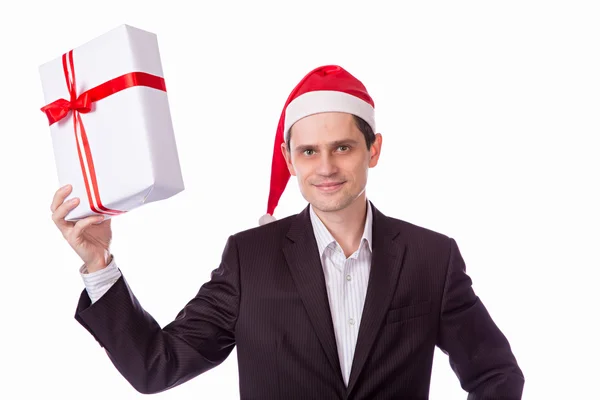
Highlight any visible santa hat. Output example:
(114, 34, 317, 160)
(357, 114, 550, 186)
(258, 65, 375, 226)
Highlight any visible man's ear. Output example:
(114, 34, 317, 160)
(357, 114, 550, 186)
(281, 142, 296, 176)
(368, 133, 383, 168)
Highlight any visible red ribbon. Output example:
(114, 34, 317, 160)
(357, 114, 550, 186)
(41, 50, 167, 216)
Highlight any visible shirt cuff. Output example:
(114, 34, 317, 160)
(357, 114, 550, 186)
(79, 255, 121, 304)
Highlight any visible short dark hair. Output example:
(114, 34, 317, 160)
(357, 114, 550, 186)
(285, 115, 376, 152)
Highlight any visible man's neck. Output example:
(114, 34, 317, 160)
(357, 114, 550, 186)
(312, 194, 368, 257)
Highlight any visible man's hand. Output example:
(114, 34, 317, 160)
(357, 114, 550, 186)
(51, 184, 113, 273)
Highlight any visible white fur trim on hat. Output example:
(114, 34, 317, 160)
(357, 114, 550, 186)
(284, 90, 375, 135)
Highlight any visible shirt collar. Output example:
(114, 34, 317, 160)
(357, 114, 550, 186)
(309, 200, 373, 258)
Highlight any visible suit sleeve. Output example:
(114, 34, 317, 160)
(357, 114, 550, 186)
(436, 238, 525, 399)
(74, 234, 241, 395)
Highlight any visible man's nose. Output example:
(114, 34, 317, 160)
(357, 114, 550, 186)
(315, 153, 338, 176)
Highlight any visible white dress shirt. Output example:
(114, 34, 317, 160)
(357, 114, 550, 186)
(308, 202, 372, 386)
(79, 257, 120, 303)
(80, 201, 373, 387)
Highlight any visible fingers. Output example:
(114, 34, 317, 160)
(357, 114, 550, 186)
(71, 215, 106, 238)
(51, 184, 72, 213)
(51, 187, 79, 232)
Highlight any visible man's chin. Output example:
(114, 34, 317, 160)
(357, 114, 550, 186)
(309, 195, 352, 213)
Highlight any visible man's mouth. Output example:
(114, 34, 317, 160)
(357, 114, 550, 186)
(314, 181, 346, 192)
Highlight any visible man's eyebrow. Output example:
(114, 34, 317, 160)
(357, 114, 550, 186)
(294, 139, 360, 152)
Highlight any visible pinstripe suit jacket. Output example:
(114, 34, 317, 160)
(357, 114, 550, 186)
(74, 201, 524, 399)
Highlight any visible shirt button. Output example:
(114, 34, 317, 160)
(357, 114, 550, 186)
(349, 318, 355, 325)
(346, 274, 352, 281)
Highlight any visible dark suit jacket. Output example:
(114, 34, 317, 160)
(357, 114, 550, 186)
(74, 202, 524, 399)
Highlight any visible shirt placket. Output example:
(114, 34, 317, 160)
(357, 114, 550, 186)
(336, 245, 360, 385)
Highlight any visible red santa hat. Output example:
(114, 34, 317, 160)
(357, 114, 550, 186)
(259, 65, 375, 226)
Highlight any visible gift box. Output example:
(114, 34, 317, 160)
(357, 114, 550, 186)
(39, 24, 184, 221)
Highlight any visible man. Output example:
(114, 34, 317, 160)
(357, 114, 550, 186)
(51, 65, 524, 399)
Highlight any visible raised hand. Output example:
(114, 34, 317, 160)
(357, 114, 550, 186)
(51, 184, 112, 273)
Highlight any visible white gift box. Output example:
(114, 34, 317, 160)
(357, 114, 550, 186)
(39, 24, 184, 221)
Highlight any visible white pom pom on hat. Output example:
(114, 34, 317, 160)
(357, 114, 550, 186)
(259, 213, 277, 226)
(258, 65, 375, 226)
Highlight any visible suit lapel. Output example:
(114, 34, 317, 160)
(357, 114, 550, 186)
(346, 203, 406, 396)
(282, 205, 344, 383)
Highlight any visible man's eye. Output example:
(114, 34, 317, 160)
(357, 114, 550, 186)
(338, 146, 349, 151)
(303, 149, 315, 156)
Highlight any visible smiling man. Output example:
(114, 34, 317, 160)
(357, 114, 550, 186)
(55, 65, 524, 399)
(276, 111, 379, 259)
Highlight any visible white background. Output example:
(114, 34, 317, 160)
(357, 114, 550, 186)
(2, 1, 599, 399)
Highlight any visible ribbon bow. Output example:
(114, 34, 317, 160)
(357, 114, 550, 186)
(41, 92, 92, 125)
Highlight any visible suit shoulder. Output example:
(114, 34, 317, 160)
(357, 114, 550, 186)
(381, 216, 458, 270)
(385, 215, 453, 247)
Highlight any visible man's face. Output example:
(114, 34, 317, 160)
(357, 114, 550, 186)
(281, 112, 382, 214)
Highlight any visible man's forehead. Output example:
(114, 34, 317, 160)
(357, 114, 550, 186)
(291, 136, 362, 152)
